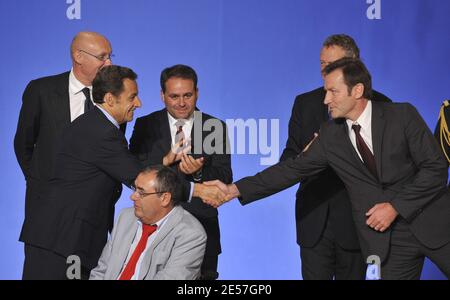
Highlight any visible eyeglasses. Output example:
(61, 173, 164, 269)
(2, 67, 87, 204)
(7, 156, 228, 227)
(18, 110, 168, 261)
(131, 184, 167, 199)
(78, 49, 114, 62)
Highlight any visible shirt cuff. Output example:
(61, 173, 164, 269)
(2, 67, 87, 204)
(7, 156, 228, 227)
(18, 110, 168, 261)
(188, 182, 194, 203)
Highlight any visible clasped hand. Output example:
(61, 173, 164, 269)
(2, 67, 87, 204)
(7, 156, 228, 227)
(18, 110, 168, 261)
(194, 180, 238, 208)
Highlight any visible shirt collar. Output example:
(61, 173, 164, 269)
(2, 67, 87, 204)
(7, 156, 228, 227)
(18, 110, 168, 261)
(137, 206, 176, 229)
(96, 105, 120, 129)
(69, 68, 91, 95)
(346, 100, 372, 130)
(167, 111, 195, 127)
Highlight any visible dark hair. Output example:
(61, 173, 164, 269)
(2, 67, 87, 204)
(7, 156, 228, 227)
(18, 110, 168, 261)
(323, 34, 360, 59)
(140, 165, 183, 206)
(160, 64, 198, 93)
(323, 58, 372, 99)
(92, 65, 137, 104)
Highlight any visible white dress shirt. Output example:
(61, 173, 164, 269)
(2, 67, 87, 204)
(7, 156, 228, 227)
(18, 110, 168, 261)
(346, 100, 374, 161)
(68, 68, 95, 122)
(117, 208, 176, 280)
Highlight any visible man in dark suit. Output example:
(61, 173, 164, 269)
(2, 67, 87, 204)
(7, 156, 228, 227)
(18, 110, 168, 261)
(19, 65, 144, 279)
(281, 34, 391, 279)
(14, 32, 126, 276)
(202, 58, 450, 279)
(129, 64, 232, 279)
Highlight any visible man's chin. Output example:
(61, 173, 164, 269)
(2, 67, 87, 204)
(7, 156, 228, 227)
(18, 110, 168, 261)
(330, 112, 341, 119)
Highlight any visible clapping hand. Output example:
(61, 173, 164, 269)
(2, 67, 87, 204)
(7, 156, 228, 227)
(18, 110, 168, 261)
(179, 153, 204, 175)
(162, 138, 191, 167)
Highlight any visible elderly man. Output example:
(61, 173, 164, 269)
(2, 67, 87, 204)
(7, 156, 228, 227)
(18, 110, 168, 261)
(90, 165, 207, 280)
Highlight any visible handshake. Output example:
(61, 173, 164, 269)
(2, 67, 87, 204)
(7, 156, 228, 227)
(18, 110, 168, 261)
(193, 180, 240, 208)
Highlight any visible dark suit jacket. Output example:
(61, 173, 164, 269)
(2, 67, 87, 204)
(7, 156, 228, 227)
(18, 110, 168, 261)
(238, 101, 450, 263)
(281, 87, 392, 249)
(129, 108, 232, 255)
(19, 107, 142, 270)
(14, 72, 126, 240)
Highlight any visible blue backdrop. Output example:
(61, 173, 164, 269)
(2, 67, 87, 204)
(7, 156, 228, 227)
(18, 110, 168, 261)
(1, 0, 449, 279)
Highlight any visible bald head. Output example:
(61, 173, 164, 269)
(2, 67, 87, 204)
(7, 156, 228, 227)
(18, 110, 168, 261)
(70, 31, 111, 61)
(70, 31, 113, 86)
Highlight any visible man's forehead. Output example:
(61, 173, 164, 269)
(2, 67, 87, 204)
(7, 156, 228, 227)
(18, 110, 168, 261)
(123, 79, 137, 90)
(136, 172, 157, 187)
(326, 69, 343, 80)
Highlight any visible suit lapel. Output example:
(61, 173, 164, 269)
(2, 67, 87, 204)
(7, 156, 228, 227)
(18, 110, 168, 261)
(159, 109, 172, 154)
(109, 215, 139, 279)
(190, 108, 202, 154)
(339, 119, 376, 180)
(53, 72, 71, 128)
(137, 206, 183, 279)
(371, 102, 385, 181)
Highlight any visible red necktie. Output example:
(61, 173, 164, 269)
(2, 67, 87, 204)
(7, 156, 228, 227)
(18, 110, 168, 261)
(352, 124, 378, 179)
(119, 224, 157, 280)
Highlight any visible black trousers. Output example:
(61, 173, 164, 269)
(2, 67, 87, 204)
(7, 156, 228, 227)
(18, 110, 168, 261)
(193, 214, 221, 280)
(381, 219, 450, 280)
(22, 244, 90, 280)
(300, 218, 366, 280)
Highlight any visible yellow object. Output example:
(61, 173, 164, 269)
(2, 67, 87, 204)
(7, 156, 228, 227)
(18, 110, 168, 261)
(438, 100, 450, 163)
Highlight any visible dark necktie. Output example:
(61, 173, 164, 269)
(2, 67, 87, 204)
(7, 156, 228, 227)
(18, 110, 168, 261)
(175, 120, 185, 145)
(82, 87, 93, 113)
(352, 124, 378, 179)
(119, 224, 157, 280)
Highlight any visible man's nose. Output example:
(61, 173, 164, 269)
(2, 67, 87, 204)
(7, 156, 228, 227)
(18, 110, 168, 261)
(103, 58, 112, 66)
(134, 97, 142, 108)
(324, 92, 331, 104)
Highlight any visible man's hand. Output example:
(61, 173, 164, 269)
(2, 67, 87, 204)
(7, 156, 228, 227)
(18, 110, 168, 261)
(203, 180, 240, 203)
(193, 180, 241, 208)
(179, 153, 204, 175)
(302, 133, 319, 153)
(162, 139, 191, 167)
(193, 183, 226, 208)
(366, 202, 398, 232)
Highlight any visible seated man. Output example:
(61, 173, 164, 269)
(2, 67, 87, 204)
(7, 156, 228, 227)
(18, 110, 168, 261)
(90, 165, 207, 280)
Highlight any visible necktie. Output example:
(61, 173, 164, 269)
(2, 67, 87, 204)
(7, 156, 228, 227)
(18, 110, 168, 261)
(352, 124, 378, 179)
(82, 87, 93, 113)
(175, 120, 185, 145)
(118, 224, 157, 280)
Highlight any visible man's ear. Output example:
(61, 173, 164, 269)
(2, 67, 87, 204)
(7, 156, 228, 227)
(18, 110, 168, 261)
(160, 90, 165, 103)
(352, 83, 364, 99)
(103, 92, 115, 107)
(73, 50, 83, 65)
(160, 192, 172, 207)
